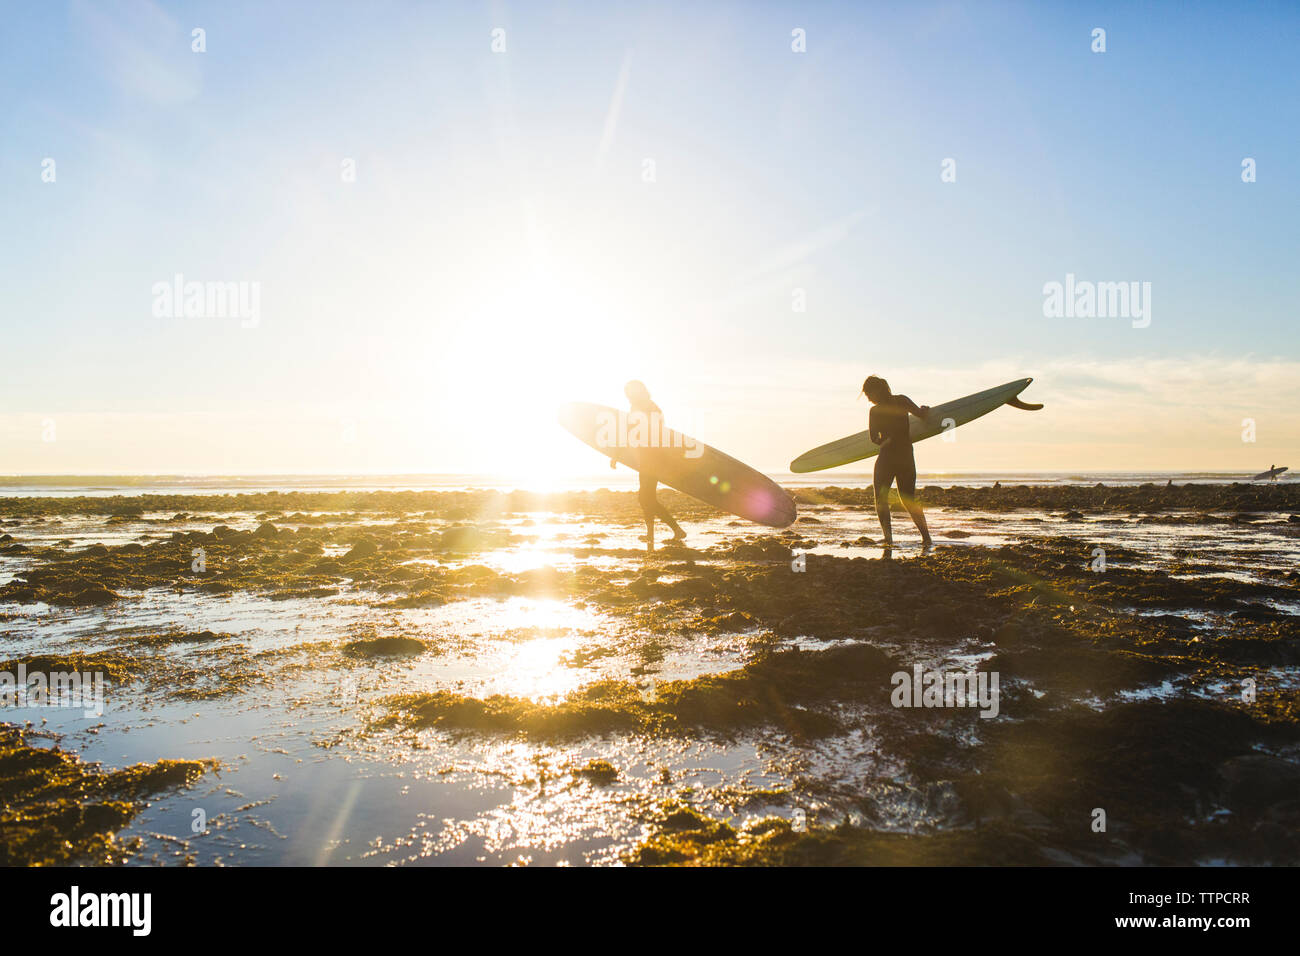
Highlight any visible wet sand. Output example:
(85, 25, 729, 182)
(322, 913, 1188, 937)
(1, 483, 1297, 865)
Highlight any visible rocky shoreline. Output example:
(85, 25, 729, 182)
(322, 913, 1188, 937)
(1, 485, 1296, 865)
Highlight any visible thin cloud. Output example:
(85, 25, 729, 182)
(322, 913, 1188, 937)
(595, 50, 633, 172)
(73, 0, 201, 106)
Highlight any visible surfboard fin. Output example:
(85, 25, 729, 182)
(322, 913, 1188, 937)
(1006, 397, 1044, 410)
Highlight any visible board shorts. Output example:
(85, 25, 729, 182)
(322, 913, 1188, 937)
(874, 451, 916, 499)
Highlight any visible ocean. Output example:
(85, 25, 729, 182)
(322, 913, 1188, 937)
(0, 471, 1282, 497)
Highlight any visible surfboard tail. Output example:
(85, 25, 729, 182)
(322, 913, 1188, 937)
(1006, 376, 1042, 410)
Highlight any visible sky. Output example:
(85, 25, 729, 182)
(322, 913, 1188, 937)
(1, 0, 1297, 477)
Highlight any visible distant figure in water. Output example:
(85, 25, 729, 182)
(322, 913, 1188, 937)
(612, 380, 685, 552)
(863, 375, 933, 550)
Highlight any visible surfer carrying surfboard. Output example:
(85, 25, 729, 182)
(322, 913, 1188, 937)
(611, 380, 686, 552)
(863, 376, 933, 550)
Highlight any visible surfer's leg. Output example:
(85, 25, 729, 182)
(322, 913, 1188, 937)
(651, 483, 684, 540)
(638, 476, 658, 551)
(872, 458, 895, 546)
(896, 459, 932, 548)
(656, 502, 685, 540)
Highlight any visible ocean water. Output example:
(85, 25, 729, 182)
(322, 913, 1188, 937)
(0, 471, 1284, 497)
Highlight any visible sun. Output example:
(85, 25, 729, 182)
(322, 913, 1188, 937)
(424, 261, 651, 486)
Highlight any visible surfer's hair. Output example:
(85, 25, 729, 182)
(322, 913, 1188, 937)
(862, 376, 891, 401)
(624, 380, 650, 403)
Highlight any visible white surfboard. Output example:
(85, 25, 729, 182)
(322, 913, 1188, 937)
(559, 402, 797, 527)
(790, 378, 1042, 473)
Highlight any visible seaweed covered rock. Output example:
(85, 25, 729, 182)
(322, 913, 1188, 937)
(0, 727, 211, 866)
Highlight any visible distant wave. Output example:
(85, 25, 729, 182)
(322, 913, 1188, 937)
(0, 471, 1282, 499)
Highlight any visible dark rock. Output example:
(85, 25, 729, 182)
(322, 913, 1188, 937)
(344, 539, 379, 561)
(343, 635, 427, 657)
(62, 585, 119, 606)
(1218, 755, 1300, 812)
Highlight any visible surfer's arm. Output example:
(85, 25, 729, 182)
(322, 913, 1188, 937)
(897, 395, 929, 418)
(609, 458, 618, 469)
(868, 408, 884, 446)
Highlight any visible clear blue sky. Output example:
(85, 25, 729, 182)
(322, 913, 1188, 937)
(2, 1, 1297, 474)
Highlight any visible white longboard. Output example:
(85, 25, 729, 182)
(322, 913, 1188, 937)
(790, 377, 1042, 473)
(559, 402, 797, 527)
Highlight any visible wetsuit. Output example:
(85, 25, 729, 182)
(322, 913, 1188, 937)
(869, 394, 921, 499)
(631, 397, 664, 511)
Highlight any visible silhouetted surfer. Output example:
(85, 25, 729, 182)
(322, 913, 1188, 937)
(613, 380, 686, 552)
(863, 375, 933, 550)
